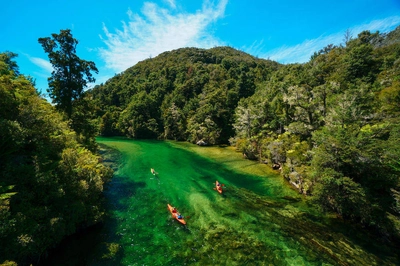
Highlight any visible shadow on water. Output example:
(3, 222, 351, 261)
(39, 223, 104, 266)
(40, 143, 149, 266)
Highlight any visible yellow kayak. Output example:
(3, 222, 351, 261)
(151, 168, 157, 175)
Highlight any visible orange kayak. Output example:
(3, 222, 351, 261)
(216, 180, 223, 194)
(167, 204, 186, 225)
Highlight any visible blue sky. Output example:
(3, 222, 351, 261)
(1, 0, 400, 95)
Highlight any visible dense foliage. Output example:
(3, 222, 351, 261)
(91, 47, 280, 143)
(230, 29, 400, 239)
(0, 52, 112, 264)
(90, 28, 400, 240)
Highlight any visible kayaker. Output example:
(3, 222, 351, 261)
(172, 207, 177, 213)
(178, 215, 182, 219)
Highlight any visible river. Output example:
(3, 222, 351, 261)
(42, 137, 400, 265)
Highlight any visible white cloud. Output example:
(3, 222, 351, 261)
(263, 16, 400, 64)
(28, 56, 53, 73)
(352, 16, 400, 33)
(99, 0, 228, 73)
(164, 0, 176, 9)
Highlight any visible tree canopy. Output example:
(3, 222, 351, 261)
(91, 46, 280, 144)
(38, 29, 98, 118)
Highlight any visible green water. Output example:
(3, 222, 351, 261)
(46, 137, 400, 265)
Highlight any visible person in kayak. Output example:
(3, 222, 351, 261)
(172, 208, 182, 218)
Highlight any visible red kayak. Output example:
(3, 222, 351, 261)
(215, 180, 223, 194)
(167, 204, 186, 225)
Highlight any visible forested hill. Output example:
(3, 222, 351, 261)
(90, 27, 400, 242)
(90, 46, 281, 142)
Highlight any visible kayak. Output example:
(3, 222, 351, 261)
(167, 204, 186, 225)
(151, 168, 156, 175)
(216, 180, 223, 194)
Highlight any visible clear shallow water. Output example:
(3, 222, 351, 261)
(43, 137, 400, 265)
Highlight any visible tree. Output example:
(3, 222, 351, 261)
(38, 29, 98, 118)
(118, 91, 160, 138)
(0, 51, 19, 76)
(343, 29, 353, 46)
(162, 102, 185, 140)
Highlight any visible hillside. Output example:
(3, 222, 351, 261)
(90, 46, 280, 143)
